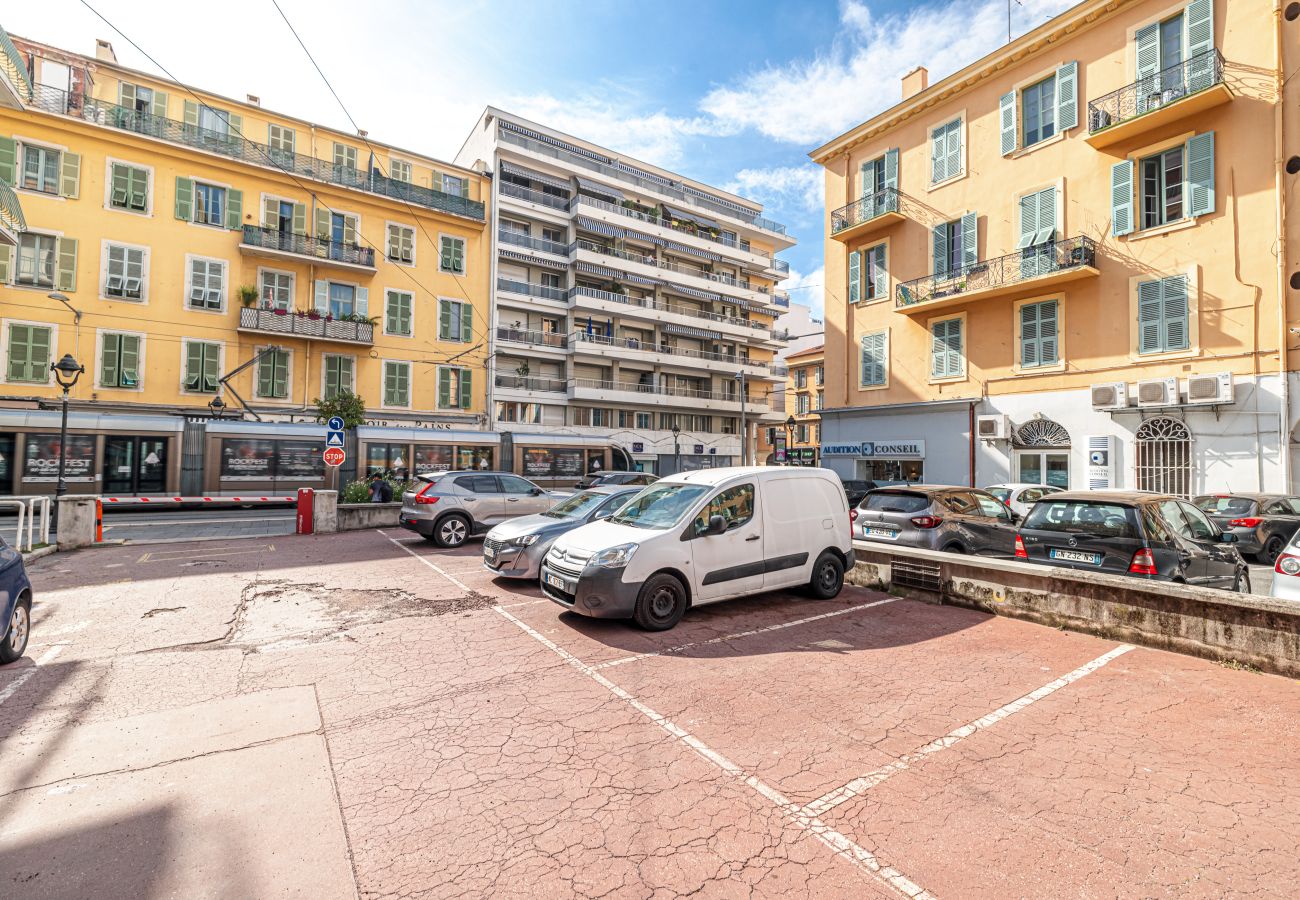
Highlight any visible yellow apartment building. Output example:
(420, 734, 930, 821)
(0, 28, 489, 495)
(813, 0, 1292, 495)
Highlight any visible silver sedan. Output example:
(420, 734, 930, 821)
(482, 486, 642, 579)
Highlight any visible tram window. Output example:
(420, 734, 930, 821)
(456, 446, 492, 471)
(414, 444, 454, 474)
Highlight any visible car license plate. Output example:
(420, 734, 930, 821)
(866, 526, 898, 539)
(543, 571, 569, 591)
(1050, 548, 1101, 564)
(484, 546, 496, 560)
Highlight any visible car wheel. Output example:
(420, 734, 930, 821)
(1232, 570, 1251, 594)
(943, 543, 966, 554)
(0, 597, 30, 665)
(807, 551, 844, 600)
(633, 573, 688, 631)
(433, 514, 471, 548)
(1262, 536, 1286, 566)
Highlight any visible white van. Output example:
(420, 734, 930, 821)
(539, 466, 853, 630)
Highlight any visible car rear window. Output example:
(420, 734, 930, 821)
(1193, 496, 1257, 517)
(862, 491, 930, 514)
(1022, 500, 1139, 538)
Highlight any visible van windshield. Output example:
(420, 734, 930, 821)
(608, 483, 709, 530)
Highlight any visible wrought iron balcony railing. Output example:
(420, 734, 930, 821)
(26, 84, 485, 221)
(496, 277, 569, 302)
(831, 187, 901, 235)
(238, 306, 374, 345)
(895, 236, 1097, 309)
(241, 225, 375, 267)
(0, 25, 32, 100)
(495, 326, 568, 349)
(0, 178, 26, 236)
(494, 374, 567, 393)
(1087, 49, 1226, 134)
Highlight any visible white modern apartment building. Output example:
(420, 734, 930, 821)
(456, 108, 794, 475)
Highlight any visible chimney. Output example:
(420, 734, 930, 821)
(246, 94, 261, 107)
(95, 39, 117, 63)
(902, 66, 929, 101)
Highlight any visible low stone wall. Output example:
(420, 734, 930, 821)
(849, 543, 1300, 677)
(336, 502, 402, 531)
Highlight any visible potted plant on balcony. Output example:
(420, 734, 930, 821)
(237, 284, 259, 307)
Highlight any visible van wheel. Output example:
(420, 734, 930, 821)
(433, 514, 470, 548)
(0, 597, 30, 665)
(807, 552, 844, 600)
(633, 574, 687, 631)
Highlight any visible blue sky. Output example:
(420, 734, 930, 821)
(7, 0, 1076, 316)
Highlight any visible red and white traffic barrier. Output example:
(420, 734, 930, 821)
(100, 496, 296, 505)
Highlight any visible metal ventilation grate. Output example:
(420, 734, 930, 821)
(892, 559, 942, 593)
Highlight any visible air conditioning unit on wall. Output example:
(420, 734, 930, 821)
(1091, 382, 1129, 410)
(1186, 372, 1234, 405)
(1136, 377, 1179, 407)
(976, 414, 1009, 440)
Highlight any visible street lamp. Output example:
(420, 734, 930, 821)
(47, 292, 82, 324)
(50, 353, 85, 505)
(671, 423, 681, 475)
(208, 395, 228, 419)
(735, 370, 747, 466)
(785, 415, 796, 467)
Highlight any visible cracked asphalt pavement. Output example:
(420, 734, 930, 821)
(2, 529, 1299, 898)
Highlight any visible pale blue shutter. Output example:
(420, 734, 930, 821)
(859, 159, 877, 199)
(1039, 301, 1059, 364)
(932, 224, 948, 276)
(847, 251, 860, 304)
(931, 126, 946, 183)
(860, 333, 886, 386)
(999, 92, 1017, 155)
(1162, 275, 1189, 351)
(1111, 160, 1134, 237)
(355, 286, 369, 317)
(314, 279, 329, 314)
(960, 212, 977, 268)
(1017, 194, 1037, 249)
(1185, 0, 1215, 91)
(1137, 278, 1164, 354)
(1036, 188, 1056, 244)
(870, 244, 887, 299)
(931, 319, 961, 378)
(948, 319, 963, 377)
(1185, 131, 1215, 217)
(1135, 23, 1161, 113)
(882, 148, 898, 193)
(1055, 62, 1078, 131)
(944, 122, 960, 179)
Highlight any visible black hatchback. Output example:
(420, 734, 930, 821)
(1015, 491, 1249, 592)
(1192, 494, 1300, 564)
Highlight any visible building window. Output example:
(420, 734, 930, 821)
(267, 124, 295, 155)
(260, 270, 293, 310)
(1140, 146, 1184, 229)
(386, 290, 413, 336)
(495, 401, 541, 424)
(930, 118, 962, 184)
(328, 282, 355, 318)
(384, 360, 411, 407)
(21, 144, 59, 194)
(815, 390, 824, 411)
(183, 341, 221, 393)
(439, 235, 465, 274)
(257, 347, 290, 399)
(1019, 299, 1060, 368)
(1021, 74, 1057, 148)
(816, 365, 824, 386)
(323, 355, 354, 399)
(109, 162, 149, 212)
(797, 424, 809, 443)
(935, 221, 961, 276)
(795, 368, 807, 389)
(386, 223, 415, 263)
(636, 412, 651, 429)
(437, 366, 472, 409)
(442, 174, 466, 197)
(105, 244, 145, 300)
(390, 159, 411, 183)
(930, 317, 964, 379)
(591, 408, 609, 427)
(1137, 274, 1190, 354)
(796, 393, 809, 415)
(439, 298, 472, 342)
(333, 143, 357, 171)
(193, 182, 226, 227)
(100, 332, 142, 388)
(860, 332, 887, 387)
(6, 323, 52, 383)
(186, 257, 226, 311)
(863, 244, 887, 300)
(1136, 416, 1191, 497)
(16, 233, 57, 287)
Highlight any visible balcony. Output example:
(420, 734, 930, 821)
(0, 25, 31, 109)
(496, 276, 569, 304)
(571, 194, 778, 268)
(572, 239, 782, 309)
(0, 179, 26, 246)
(569, 377, 769, 413)
(494, 373, 567, 394)
(27, 84, 485, 221)
(570, 331, 782, 377)
(1086, 50, 1229, 149)
(498, 229, 570, 258)
(239, 225, 375, 272)
(895, 236, 1098, 316)
(495, 326, 568, 351)
(830, 188, 904, 242)
(569, 285, 772, 341)
(499, 180, 571, 213)
(238, 306, 374, 345)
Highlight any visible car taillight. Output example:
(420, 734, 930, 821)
(1229, 517, 1262, 528)
(849, 508, 858, 524)
(1275, 553, 1300, 577)
(1128, 548, 1158, 575)
(909, 515, 943, 529)
(413, 484, 440, 505)
(1014, 535, 1027, 558)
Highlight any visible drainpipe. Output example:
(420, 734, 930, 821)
(485, 154, 500, 434)
(968, 401, 976, 487)
(1274, 0, 1291, 490)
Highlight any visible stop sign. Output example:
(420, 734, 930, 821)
(323, 446, 346, 467)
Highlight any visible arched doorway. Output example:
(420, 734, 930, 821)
(1012, 417, 1071, 488)
(1135, 417, 1191, 496)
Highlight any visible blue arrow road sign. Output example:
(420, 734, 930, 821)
(326, 416, 345, 432)
(326, 431, 345, 448)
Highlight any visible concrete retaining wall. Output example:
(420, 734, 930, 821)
(337, 502, 401, 531)
(849, 543, 1300, 678)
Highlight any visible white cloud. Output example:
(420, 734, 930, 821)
(723, 166, 823, 213)
(699, 0, 1077, 146)
(780, 265, 826, 318)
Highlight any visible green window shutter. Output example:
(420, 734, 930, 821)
(438, 299, 453, 339)
(343, 215, 357, 246)
(128, 167, 148, 211)
(1039, 301, 1059, 364)
(437, 368, 451, 408)
(226, 113, 242, 139)
(102, 334, 120, 387)
(118, 82, 136, 108)
(314, 207, 330, 240)
(1020, 302, 1041, 368)
(203, 345, 220, 392)
(460, 303, 473, 342)
(1137, 278, 1164, 354)
(55, 238, 77, 291)
(257, 351, 275, 397)
(385, 292, 398, 333)
(1055, 62, 1078, 131)
(1162, 275, 1190, 351)
(883, 148, 898, 191)
(860, 333, 885, 386)
(355, 287, 369, 317)
(111, 163, 130, 208)
(1185, 131, 1215, 218)
(325, 358, 340, 399)
(59, 151, 80, 199)
(6, 325, 27, 381)
(184, 342, 203, 390)
(930, 321, 949, 379)
(0, 136, 15, 184)
(458, 369, 472, 409)
(930, 127, 945, 183)
(386, 225, 398, 258)
(120, 335, 140, 386)
(1111, 160, 1134, 237)
(261, 195, 278, 228)
(847, 251, 860, 304)
(292, 202, 307, 236)
(999, 92, 1017, 155)
(948, 319, 963, 376)
(174, 176, 193, 221)
(870, 245, 887, 299)
(151, 91, 168, 118)
(340, 358, 353, 393)
(383, 363, 395, 406)
(932, 223, 948, 276)
(0, 245, 11, 284)
(314, 279, 329, 314)
(7, 324, 46, 382)
(1036, 188, 1056, 244)
(859, 159, 876, 199)
(226, 189, 242, 230)
(453, 240, 464, 272)
(183, 100, 199, 128)
(960, 212, 977, 268)
(944, 122, 960, 178)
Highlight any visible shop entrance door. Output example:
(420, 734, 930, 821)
(104, 437, 168, 495)
(1014, 451, 1069, 488)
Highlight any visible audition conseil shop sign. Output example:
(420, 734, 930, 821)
(821, 441, 925, 459)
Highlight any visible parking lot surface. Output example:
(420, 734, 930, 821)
(3, 528, 1298, 898)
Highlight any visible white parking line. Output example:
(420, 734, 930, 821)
(592, 598, 898, 670)
(0, 645, 66, 708)
(802, 643, 1136, 819)
(379, 530, 470, 592)
(498, 599, 551, 610)
(494, 604, 935, 899)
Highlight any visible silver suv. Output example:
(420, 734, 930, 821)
(398, 471, 560, 547)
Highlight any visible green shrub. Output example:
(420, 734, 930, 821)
(341, 480, 371, 504)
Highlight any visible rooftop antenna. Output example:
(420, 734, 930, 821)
(1008, 0, 1023, 43)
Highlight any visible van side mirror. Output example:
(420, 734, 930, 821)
(705, 514, 728, 536)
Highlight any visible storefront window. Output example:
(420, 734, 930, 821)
(22, 434, 97, 482)
(415, 444, 454, 474)
(456, 446, 494, 471)
(521, 447, 578, 477)
(0, 434, 13, 492)
(586, 450, 605, 475)
(856, 459, 924, 483)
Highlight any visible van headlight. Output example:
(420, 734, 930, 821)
(512, 534, 540, 547)
(591, 543, 637, 569)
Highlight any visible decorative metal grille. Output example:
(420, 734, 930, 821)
(1014, 418, 1071, 448)
(1135, 417, 1191, 497)
(896, 236, 1096, 309)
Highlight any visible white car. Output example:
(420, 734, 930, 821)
(982, 483, 1064, 520)
(539, 466, 854, 631)
(1270, 529, 1300, 602)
